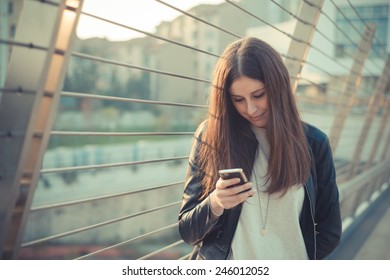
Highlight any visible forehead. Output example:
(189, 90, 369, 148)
(229, 76, 265, 96)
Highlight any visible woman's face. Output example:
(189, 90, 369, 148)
(229, 76, 269, 128)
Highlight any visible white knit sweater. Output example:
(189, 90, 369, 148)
(230, 126, 308, 260)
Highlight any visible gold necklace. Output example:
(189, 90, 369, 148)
(253, 172, 270, 236)
(258, 191, 270, 236)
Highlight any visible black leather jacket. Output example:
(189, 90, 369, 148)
(178, 122, 342, 260)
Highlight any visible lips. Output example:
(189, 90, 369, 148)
(251, 112, 265, 120)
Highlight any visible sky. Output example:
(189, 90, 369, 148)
(77, 0, 224, 41)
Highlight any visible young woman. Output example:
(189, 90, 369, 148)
(178, 37, 341, 260)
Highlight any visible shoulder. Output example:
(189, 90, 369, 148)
(302, 122, 332, 157)
(194, 120, 208, 138)
(303, 122, 328, 145)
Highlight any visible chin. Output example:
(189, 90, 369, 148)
(251, 121, 266, 128)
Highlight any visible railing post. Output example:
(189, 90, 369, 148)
(0, 0, 83, 259)
(347, 55, 390, 179)
(366, 97, 390, 166)
(284, 0, 324, 94)
(0, 0, 9, 88)
(381, 110, 390, 161)
(328, 23, 376, 152)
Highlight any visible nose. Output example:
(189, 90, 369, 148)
(247, 100, 257, 116)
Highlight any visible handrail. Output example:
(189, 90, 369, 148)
(2, 0, 389, 261)
(338, 160, 390, 202)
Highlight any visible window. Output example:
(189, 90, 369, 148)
(10, 24, 16, 38)
(8, 1, 13, 15)
(334, 4, 388, 58)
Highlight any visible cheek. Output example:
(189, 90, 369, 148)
(232, 102, 246, 115)
(259, 98, 268, 110)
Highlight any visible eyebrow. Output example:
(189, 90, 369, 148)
(230, 86, 266, 97)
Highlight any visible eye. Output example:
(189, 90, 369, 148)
(254, 91, 266, 99)
(232, 97, 244, 103)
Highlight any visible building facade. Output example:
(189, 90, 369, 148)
(1, 0, 23, 88)
(248, 0, 390, 107)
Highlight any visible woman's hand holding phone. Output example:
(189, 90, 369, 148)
(209, 168, 256, 218)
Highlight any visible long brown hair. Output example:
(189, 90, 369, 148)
(198, 37, 311, 199)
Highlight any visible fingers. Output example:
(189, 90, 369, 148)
(213, 178, 256, 209)
(215, 177, 241, 190)
(216, 178, 252, 195)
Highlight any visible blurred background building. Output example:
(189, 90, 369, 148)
(1, 0, 390, 260)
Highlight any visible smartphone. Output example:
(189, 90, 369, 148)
(218, 168, 248, 185)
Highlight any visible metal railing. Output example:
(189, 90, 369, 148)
(1, 0, 389, 260)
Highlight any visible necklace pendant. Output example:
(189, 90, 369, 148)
(260, 228, 268, 236)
